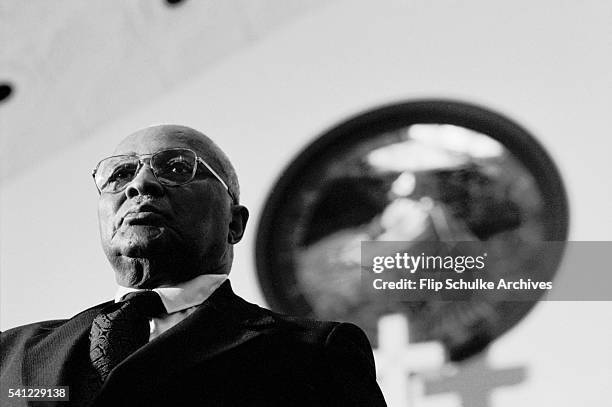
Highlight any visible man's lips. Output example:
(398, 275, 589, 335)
(122, 211, 165, 226)
(117, 205, 167, 228)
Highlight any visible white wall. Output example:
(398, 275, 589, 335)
(2, 1, 611, 406)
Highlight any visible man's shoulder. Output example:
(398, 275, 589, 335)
(1, 301, 113, 343)
(231, 293, 367, 347)
(263, 307, 339, 339)
(1, 319, 65, 346)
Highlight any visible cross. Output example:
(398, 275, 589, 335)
(423, 352, 526, 407)
(374, 313, 446, 407)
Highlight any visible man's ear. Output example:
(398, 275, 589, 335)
(228, 205, 249, 244)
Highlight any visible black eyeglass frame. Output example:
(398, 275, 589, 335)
(92, 148, 236, 203)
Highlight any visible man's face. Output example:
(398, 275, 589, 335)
(97, 126, 235, 288)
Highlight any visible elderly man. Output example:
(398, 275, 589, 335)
(0, 125, 386, 406)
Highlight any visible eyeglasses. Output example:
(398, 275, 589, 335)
(92, 148, 235, 202)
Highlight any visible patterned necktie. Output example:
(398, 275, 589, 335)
(89, 290, 165, 382)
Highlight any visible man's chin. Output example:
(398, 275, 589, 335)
(114, 226, 167, 257)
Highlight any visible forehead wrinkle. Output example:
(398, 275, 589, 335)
(115, 129, 206, 155)
(115, 131, 222, 177)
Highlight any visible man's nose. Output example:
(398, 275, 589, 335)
(124, 164, 164, 198)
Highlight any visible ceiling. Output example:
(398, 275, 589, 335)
(0, 0, 332, 184)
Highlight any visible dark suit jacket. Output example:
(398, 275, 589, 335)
(1, 281, 386, 406)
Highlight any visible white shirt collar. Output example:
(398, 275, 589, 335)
(114, 274, 228, 314)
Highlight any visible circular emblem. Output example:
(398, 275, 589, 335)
(255, 100, 569, 360)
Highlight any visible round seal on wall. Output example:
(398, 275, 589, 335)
(255, 100, 569, 361)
